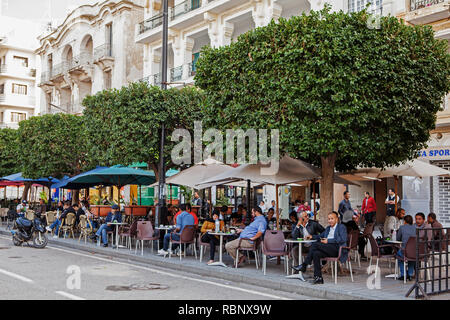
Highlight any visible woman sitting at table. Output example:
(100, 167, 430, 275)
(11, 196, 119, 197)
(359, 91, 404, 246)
(200, 209, 224, 265)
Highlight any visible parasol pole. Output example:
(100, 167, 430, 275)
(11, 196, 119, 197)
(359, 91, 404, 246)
(312, 179, 317, 221)
(394, 175, 398, 214)
(275, 184, 279, 230)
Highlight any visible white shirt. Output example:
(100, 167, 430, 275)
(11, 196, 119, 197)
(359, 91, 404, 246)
(16, 204, 28, 212)
(327, 224, 337, 240)
(386, 195, 400, 203)
(301, 222, 310, 238)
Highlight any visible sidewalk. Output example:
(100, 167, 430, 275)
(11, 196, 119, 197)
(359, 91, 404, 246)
(0, 226, 417, 300)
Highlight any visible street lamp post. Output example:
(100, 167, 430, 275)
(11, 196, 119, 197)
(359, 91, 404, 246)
(155, 0, 169, 228)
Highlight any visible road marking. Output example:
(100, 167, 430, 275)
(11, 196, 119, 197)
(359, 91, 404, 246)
(0, 267, 34, 284)
(47, 245, 291, 300)
(0, 235, 291, 300)
(55, 291, 85, 300)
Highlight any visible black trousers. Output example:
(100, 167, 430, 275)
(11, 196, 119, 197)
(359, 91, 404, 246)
(202, 233, 220, 260)
(365, 211, 376, 224)
(303, 242, 339, 277)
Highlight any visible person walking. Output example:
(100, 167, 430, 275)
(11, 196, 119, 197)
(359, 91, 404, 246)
(361, 192, 376, 224)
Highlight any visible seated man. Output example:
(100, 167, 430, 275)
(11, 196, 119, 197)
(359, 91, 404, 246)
(90, 204, 122, 247)
(35, 198, 47, 218)
(292, 211, 347, 284)
(342, 210, 367, 260)
(291, 211, 325, 262)
(225, 207, 267, 266)
(158, 203, 195, 255)
(16, 200, 29, 218)
(46, 200, 75, 238)
(265, 208, 277, 229)
(396, 215, 416, 281)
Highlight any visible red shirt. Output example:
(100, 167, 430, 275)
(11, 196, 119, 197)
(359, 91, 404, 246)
(173, 210, 198, 225)
(361, 197, 376, 214)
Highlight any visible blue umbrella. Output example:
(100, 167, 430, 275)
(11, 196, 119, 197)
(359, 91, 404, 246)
(1, 172, 60, 188)
(51, 167, 110, 189)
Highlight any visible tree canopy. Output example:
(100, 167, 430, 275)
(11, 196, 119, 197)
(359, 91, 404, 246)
(195, 7, 450, 221)
(0, 128, 20, 177)
(17, 114, 86, 179)
(82, 82, 205, 177)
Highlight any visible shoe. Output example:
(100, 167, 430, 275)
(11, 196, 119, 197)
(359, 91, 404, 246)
(102, 243, 108, 247)
(52, 235, 58, 239)
(292, 263, 307, 273)
(397, 276, 406, 281)
(90, 234, 97, 240)
(407, 275, 412, 281)
(157, 249, 169, 255)
(45, 226, 52, 232)
(312, 276, 324, 284)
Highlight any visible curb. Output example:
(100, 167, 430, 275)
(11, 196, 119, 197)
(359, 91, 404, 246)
(0, 229, 376, 300)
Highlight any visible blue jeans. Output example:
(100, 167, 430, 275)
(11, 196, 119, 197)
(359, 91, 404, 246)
(163, 232, 180, 251)
(50, 219, 61, 235)
(96, 224, 112, 245)
(397, 249, 415, 277)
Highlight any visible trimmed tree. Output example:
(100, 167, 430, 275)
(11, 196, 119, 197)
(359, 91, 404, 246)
(0, 128, 20, 177)
(195, 8, 450, 224)
(83, 82, 205, 178)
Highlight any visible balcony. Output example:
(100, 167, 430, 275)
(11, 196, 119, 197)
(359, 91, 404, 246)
(0, 64, 37, 79)
(94, 44, 113, 61)
(0, 94, 36, 107)
(406, 0, 449, 25)
(0, 122, 19, 129)
(136, 0, 244, 44)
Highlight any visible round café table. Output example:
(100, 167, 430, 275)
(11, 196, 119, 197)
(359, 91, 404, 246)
(284, 239, 317, 281)
(107, 222, 128, 250)
(207, 231, 234, 268)
(384, 239, 402, 279)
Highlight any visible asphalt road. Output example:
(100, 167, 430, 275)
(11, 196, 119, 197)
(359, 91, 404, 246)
(0, 235, 317, 300)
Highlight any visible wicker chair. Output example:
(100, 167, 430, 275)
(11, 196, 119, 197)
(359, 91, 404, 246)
(60, 212, 76, 239)
(78, 215, 93, 243)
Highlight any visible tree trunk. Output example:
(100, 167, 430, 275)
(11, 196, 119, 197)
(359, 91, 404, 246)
(150, 162, 159, 182)
(22, 182, 32, 201)
(320, 153, 337, 226)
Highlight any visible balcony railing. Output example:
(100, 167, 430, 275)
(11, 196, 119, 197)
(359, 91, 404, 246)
(94, 44, 113, 60)
(171, 0, 202, 20)
(0, 94, 35, 106)
(137, 0, 203, 35)
(0, 64, 36, 77)
(170, 66, 184, 82)
(68, 52, 93, 70)
(0, 64, 7, 73)
(138, 13, 163, 35)
(410, 0, 444, 11)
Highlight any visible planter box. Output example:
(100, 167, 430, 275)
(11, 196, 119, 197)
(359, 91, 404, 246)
(124, 205, 148, 216)
(91, 205, 111, 217)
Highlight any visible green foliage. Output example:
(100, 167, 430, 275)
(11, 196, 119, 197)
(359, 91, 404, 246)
(215, 194, 230, 207)
(0, 128, 20, 177)
(195, 8, 450, 170)
(17, 114, 86, 179)
(180, 185, 192, 203)
(82, 82, 205, 174)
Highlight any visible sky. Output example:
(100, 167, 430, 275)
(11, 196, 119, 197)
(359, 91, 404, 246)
(0, 0, 97, 25)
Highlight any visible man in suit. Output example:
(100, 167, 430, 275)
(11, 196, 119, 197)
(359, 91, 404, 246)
(292, 211, 347, 284)
(90, 204, 122, 247)
(291, 211, 325, 261)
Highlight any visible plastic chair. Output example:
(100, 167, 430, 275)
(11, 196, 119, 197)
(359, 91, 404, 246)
(396, 236, 430, 284)
(348, 229, 361, 268)
(367, 234, 397, 280)
(135, 221, 160, 256)
(261, 230, 289, 275)
(198, 233, 210, 263)
(169, 225, 197, 260)
(120, 220, 138, 250)
(321, 233, 354, 284)
(235, 237, 261, 269)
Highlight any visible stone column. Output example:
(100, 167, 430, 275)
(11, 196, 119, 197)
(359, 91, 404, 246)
(205, 12, 220, 48)
(222, 21, 234, 46)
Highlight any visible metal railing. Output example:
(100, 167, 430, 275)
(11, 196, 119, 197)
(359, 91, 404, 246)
(138, 13, 163, 35)
(410, 0, 444, 11)
(67, 52, 93, 70)
(138, 0, 203, 35)
(170, 65, 184, 82)
(94, 44, 113, 60)
(171, 0, 202, 20)
(405, 227, 450, 299)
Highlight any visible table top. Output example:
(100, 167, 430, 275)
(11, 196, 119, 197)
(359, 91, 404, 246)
(208, 231, 235, 236)
(107, 222, 128, 225)
(385, 240, 402, 244)
(156, 226, 175, 230)
(284, 239, 317, 243)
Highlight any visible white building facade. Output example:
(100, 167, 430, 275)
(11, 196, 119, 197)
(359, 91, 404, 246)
(36, 0, 145, 115)
(0, 16, 41, 129)
(135, 0, 394, 87)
